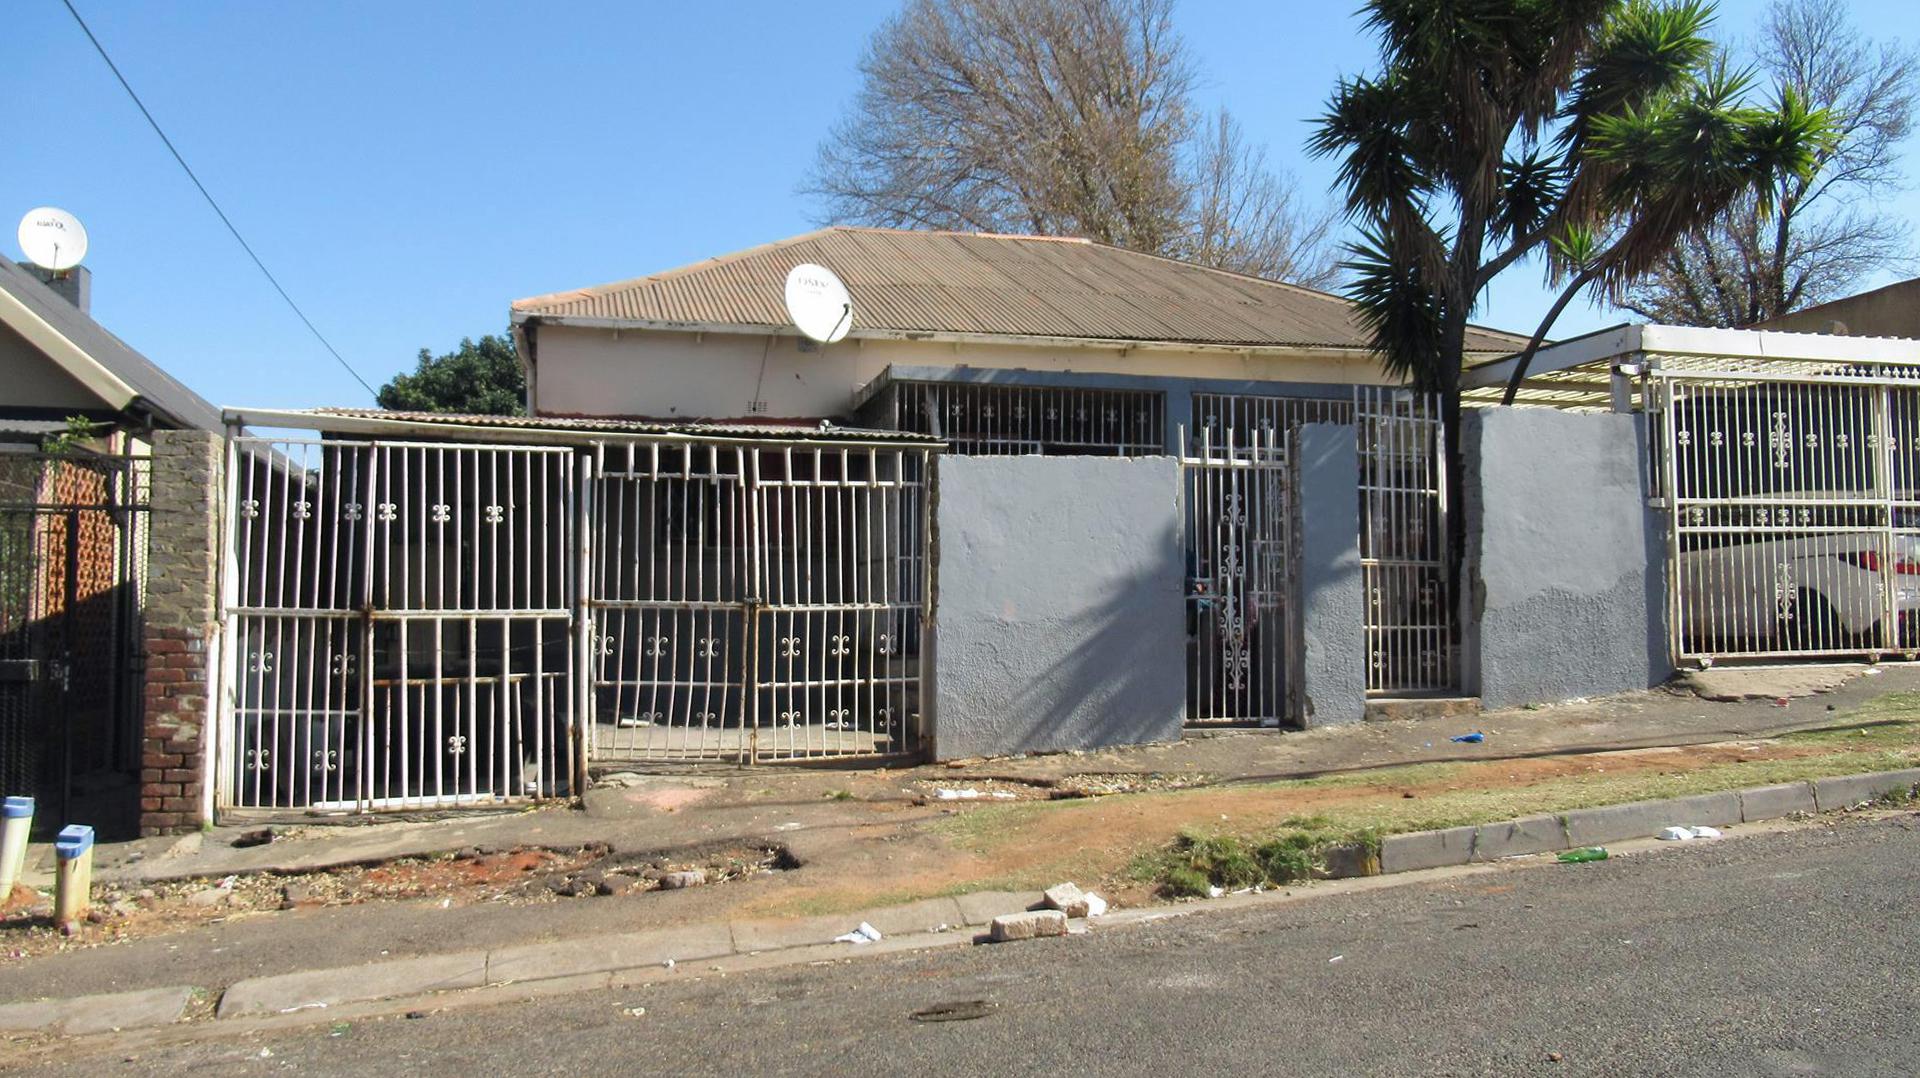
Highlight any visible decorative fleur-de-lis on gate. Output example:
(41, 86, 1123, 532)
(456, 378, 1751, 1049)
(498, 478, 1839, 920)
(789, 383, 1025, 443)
(779, 636, 802, 657)
(330, 652, 355, 675)
(447, 734, 467, 756)
(246, 748, 270, 771)
(645, 635, 669, 657)
(343, 502, 364, 522)
(377, 503, 398, 522)
(875, 634, 896, 656)
(485, 504, 505, 525)
(779, 710, 802, 727)
(830, 634, 851, 656)
(291, 500, 312, 520)
(695, 711, 717, 726)
(827, 708, 851, 730)
(430, 503, 451, 523)
(249, 650, 274, 673)
(313, 749, 337, 773)
(696, 637, 719, 658)
(240, 499, 261, 519)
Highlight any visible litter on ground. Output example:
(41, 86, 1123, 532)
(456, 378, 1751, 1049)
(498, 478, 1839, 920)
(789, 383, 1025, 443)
(1449, 732, 1486, 743)
(834, 922, 883, 944)
(1657, 825, 1723, 841)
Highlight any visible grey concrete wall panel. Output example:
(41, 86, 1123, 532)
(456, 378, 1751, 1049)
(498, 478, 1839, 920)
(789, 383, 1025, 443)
(1464, 408, 1672, 709)
(1296, 423, 1367, 726)
(930, 455, 1186, 758)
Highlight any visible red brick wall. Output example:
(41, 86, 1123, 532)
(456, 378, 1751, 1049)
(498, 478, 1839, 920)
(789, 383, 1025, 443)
(139, 626, 207, 834)
(139, 430, 223, 836)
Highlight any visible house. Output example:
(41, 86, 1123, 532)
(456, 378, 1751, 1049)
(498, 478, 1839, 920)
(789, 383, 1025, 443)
(1755, 276, 1920, 339)
(0, 259, 222, 441)
(0, 257, 221, 836)
(509, 226, 1526, 452)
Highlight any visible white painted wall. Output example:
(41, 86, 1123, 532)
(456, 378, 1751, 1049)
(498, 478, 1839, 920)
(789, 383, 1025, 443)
(528, 324, 1403, 420)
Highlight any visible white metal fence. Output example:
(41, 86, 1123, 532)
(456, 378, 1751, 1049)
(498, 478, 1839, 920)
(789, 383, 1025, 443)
(587, 442, 931, 763)
(219, 434, 932, 815)
(221, 440, 576, 812)
(1653, 364, 1920, 663)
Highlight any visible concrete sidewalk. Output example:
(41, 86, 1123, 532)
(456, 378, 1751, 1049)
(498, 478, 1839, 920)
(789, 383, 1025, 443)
(8, 765, 1916, 1042)
(22, 662, 1903, 891)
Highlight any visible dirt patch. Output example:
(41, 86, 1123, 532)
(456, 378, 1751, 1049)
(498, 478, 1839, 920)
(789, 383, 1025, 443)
(737, 730, 1919, 917)
(0, 842, 790, 963)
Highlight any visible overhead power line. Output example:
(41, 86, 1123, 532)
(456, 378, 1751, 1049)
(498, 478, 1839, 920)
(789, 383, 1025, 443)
(59, 0, 379, 400)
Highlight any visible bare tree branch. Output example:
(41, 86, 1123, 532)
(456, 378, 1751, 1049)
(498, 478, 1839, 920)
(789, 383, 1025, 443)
(803, 0, 1342, 285)
(1621, 0, 1920, 326)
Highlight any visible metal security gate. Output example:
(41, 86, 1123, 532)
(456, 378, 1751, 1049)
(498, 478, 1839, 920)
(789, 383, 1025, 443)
(588, 441, 932, 762)
(0, 450, 148, 832)
(221, 439, 576, 812)
(1354, 389, 1456, 694)
(1653, 365, 1920, 663)
(1182, 388, 1455, 724)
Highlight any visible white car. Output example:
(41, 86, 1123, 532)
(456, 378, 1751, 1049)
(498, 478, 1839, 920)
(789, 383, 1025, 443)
(1675, 500, 1920, 656)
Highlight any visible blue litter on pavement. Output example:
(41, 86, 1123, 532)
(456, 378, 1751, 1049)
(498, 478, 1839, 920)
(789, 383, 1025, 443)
(1449, 732, 1486, 743)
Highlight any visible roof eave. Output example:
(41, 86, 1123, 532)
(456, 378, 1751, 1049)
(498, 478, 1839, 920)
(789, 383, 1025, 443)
(512, 310, 1519, 360)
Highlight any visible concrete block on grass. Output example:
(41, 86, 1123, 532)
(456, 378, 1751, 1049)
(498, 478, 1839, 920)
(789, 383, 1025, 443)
(1471, 814, 1570, 860)
(954, 890, 1044, 926)
(1379, 825, 1477, 873)
(1811, 769, 1920, 812)
(1739, 782, 1817, 822)
(989, 910, 1068, 942)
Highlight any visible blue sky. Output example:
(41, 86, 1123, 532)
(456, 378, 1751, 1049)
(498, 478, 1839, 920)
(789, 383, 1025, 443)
(5, 0, 1917, 411)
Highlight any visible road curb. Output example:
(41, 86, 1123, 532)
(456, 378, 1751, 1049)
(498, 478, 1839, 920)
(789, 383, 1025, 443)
(1379, 768, 1919, 875)
(211, 889, 1044, 1020)
(23, 767, 1920, 1034)
(0, 985, 196, 1037)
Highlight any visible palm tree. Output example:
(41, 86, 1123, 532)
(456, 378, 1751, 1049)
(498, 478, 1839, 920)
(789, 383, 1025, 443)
(1310, 0, 1831, 631)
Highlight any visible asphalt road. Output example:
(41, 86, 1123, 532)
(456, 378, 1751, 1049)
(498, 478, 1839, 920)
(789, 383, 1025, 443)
(18, 813, 1920, 1077)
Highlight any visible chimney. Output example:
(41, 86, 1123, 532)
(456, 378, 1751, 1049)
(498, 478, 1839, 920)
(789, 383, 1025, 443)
(21, 262, 90, 314)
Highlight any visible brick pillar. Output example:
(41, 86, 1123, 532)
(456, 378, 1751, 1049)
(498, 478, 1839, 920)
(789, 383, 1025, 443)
(140, 429, 224, 835)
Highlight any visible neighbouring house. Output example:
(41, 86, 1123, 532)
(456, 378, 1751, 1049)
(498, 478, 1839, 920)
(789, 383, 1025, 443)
(503, 226, 1531, 741)
(1, 258, 221, 837)
(1756, 276, 1920, 339)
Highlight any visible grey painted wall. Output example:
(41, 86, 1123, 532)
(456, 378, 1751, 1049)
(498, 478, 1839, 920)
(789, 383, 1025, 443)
(1463, 408, 1670, 709)
(1296, 423, 1367, 725)
(930, 455, 1186, 758)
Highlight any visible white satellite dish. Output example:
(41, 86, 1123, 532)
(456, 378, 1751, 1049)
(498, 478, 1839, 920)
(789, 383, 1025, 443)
(784, 263, 853, 344)
(17, 207, 89, 272)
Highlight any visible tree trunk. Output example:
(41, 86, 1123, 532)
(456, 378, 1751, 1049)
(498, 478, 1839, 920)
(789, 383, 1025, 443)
(1438, 317, 1469, 696)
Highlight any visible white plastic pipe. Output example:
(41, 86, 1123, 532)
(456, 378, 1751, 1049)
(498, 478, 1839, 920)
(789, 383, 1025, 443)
(53, 824, 94, 932)
(0, 797, 31, 899)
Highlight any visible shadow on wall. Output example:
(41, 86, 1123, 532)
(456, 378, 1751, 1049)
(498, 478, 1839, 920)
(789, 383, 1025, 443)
(997, 519, 1187, 754)
(931, 455, 1188, 760)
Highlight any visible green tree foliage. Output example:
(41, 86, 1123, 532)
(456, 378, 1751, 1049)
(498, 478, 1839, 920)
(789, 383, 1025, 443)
(1309, 0, 1832, 599)
(377, 333, 526, 416)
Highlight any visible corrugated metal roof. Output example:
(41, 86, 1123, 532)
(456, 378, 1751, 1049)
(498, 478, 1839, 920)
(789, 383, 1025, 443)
(512, 227, 1527, 354)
